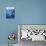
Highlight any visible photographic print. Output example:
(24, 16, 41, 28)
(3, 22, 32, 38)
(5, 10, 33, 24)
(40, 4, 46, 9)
(6, 7, 15, 19)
